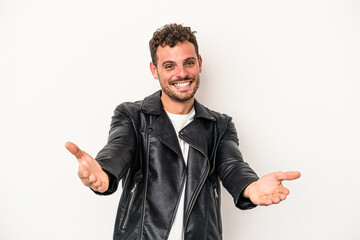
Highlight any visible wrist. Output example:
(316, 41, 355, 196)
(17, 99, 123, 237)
(242, 181, 257, 199)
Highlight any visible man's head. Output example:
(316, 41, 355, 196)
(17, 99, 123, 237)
(149, 24, 202, 108)
(149, 23, 199, 68)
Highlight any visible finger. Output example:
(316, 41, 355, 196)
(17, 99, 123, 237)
(80, 177, 92, 187)
(94, 178, 103, 187)
(276, 171, 301, 181)
(97, 185, 105, 193)
(92, 183, 106, 193)
(79, 170, 90, 179)
(89, 174, 97, 183)
(89, 181, 106, 192)
(272, 190, 289, 200)
(81, 178, 100, 190)
(65, 141, 84, 160)
(78, 164, 90, 178)
(271, 196, 281, 204)
(279, 194, 287, 201)
(276, 186, 290, 195)
(258, 197, 274, 206)
(262, 195, 281, 205)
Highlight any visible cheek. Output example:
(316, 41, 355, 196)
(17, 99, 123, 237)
(189, 67, 201, 75)
(160, 72, 175, 82)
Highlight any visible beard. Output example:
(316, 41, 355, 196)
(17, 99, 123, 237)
(160, 76, 200, 103)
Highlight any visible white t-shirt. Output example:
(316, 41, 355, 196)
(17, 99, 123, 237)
(165, 107, 195, 240)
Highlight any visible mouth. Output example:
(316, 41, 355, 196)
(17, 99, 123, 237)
(173, 81, 191, 88)
(171, 80, 193, 91)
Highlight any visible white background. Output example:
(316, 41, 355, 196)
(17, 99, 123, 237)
(1, 0, 359, 239)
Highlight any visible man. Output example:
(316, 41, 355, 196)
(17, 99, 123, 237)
(66, 23, 300, 240)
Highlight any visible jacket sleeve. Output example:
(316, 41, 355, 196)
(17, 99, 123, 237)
(94, 104, 137, 195)
(215, 118, 259, 210)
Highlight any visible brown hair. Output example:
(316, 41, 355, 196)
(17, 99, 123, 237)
(149, 23, 199, 67)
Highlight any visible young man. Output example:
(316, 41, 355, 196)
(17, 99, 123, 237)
(66, 24, 300, 240)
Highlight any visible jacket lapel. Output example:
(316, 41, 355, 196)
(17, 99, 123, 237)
(179, 98, 217, 159)
(180, 119, 208, 158)
(148, 113, 183, 159)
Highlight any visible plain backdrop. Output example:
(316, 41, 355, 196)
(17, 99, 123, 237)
(1, 0, 359, 239)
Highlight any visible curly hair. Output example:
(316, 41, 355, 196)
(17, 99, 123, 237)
(149, 23, 199, 67)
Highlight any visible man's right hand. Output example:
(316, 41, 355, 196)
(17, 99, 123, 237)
(65, 141, 109, 193)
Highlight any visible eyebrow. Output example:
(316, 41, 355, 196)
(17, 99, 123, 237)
(184, 57, 197, 62)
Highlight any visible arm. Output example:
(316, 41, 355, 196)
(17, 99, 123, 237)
(94, 105, 137, 195)
(66, 105, 137, 194)
(216, 118, 301, 207)
(215, 118, 259, 210)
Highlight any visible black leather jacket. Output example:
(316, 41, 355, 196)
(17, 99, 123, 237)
(95, 91, 259, 240)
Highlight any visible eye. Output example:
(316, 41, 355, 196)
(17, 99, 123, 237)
(185, 61, 195, 67)
(164, 64, 174, 69)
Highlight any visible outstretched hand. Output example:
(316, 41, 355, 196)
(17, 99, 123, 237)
(243, 171, 301, 206)
(65, 141, 109, 193)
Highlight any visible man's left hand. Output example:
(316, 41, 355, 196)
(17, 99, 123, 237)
(243, 171, 301, 206)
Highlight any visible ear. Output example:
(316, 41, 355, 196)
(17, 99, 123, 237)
(150, 62, 159, 79)
(198, 55, 203, 73)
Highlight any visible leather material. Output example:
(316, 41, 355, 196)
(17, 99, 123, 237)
(95, 91, 259, 240)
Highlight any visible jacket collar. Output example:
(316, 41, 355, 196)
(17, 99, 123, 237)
(140, 90, 216, 122)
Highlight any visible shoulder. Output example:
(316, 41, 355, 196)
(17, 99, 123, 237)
(114, 90, 162, 115)
(114, 100, 142, 115)
(110, 101, 144, 129)
(194, 100, 232, 131)
(210, 109, 231, 123)
(111, 91, 162, 123)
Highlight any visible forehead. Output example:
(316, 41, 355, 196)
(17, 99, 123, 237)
(156, 41, 197, 63)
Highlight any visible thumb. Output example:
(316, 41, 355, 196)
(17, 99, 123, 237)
(65, 141, 84, 160)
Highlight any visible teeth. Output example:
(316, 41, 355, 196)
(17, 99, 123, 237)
(174, 82, 190, 87)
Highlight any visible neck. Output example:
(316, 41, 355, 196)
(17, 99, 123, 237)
(161, 94, 194, 115)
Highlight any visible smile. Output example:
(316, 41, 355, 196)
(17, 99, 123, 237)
(173, 82, 191, 87)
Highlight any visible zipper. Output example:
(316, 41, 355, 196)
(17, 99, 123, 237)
(183, 143, 210, 234)
(214, 187, 219, 206)
(121, 183, 137, 229)
(214, 186, 222, 235)
(140, 115, 152, 240)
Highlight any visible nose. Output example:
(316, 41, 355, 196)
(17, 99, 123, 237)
(175, 66, 188, 79)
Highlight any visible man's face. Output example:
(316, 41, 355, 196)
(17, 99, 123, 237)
(150, 41, 202, 103)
